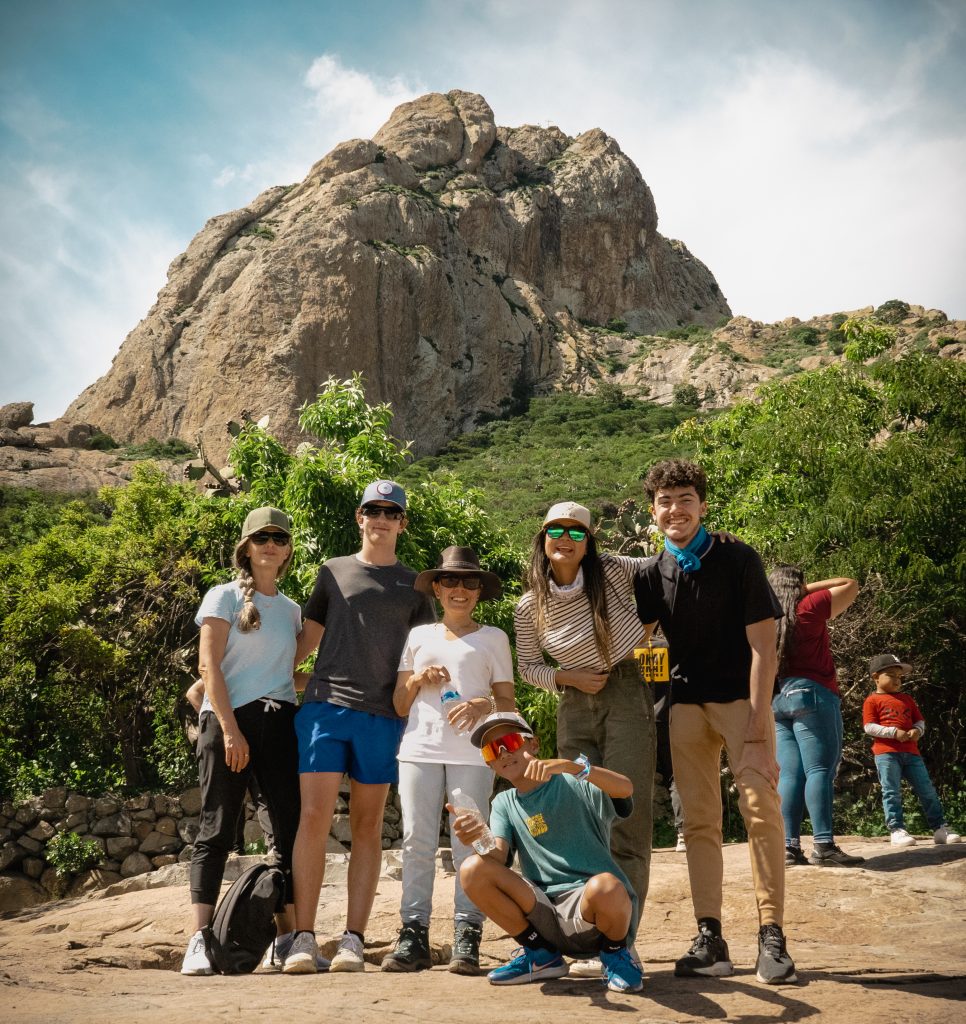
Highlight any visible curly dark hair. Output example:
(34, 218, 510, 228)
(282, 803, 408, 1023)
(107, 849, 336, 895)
(643, 459, 708, 502)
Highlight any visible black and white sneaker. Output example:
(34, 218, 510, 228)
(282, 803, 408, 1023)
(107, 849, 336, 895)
(449, 921, 482, 975)
(755, 924, 797, 984)
(674, 926, 734, 977)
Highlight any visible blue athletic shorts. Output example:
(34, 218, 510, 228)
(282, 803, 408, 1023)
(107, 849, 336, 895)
(295, 701, 405, 784)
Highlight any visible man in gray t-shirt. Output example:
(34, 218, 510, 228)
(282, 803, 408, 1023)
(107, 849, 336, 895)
(284, 480, 433, 976)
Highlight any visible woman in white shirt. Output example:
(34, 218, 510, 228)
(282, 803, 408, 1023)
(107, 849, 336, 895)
(384, 547, 516, 977)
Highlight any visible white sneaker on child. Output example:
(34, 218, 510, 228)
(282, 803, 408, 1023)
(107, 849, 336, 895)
(675, 831, 687, 853)
(329, 930, 366, 972)
(181, 930, 213, 976)
(934, 826, 962, 845)
(569, 957, 603, 978)
(890, 828, 916, 847)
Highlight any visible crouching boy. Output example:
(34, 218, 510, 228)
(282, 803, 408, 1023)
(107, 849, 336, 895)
(448, 712, 642, 993)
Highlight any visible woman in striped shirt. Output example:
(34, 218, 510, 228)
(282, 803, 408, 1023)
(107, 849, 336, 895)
(513, 501, 656, 945)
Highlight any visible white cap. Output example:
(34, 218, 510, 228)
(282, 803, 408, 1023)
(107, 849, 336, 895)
(542, 501, 592, 530)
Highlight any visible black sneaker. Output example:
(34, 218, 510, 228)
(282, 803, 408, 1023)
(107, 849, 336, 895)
(381, 921, 432, 972)
(808, 843, 864, 867)
(785, 846, 808, 867)
(449, 921, 482, 975)
(755, 924, 797, 984)
(674, 926, 734, 977)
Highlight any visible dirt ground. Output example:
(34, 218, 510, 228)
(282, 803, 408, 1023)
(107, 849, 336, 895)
(1, 836, 964, 1023)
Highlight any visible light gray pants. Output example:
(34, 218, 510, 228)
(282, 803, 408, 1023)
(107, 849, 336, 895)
(397, 760, 493, 927)
(557, 658, 656, 925)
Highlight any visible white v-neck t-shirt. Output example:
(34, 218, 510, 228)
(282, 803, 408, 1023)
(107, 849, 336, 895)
(397, 622, 514, 765)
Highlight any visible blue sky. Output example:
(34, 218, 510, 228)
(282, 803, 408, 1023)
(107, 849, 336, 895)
(2, 0, 964, 421)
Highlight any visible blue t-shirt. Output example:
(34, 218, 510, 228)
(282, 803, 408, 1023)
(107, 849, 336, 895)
(195, 580, 300, 710)
(490, 773, 635, 916)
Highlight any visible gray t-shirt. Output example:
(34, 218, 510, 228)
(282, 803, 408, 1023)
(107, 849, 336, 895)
(303, 554, 435, 718)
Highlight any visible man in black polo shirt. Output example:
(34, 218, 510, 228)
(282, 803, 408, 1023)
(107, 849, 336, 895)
(634, 459, 795, 985)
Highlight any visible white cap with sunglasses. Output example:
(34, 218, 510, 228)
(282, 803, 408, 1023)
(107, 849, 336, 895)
(543, 501, 592, 531)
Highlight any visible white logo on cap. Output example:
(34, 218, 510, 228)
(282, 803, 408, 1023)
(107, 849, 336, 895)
(377, 482, 393, 495)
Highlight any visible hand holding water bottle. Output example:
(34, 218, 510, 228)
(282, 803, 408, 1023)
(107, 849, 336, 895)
(448, 789, 497, 855)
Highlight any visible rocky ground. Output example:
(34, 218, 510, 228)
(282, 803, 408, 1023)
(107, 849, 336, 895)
(1, 835, 963, 1023)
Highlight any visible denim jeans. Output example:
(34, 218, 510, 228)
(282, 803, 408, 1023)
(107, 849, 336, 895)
(772, 677, 842, 844)
(397, 760, 493, 926)
(874, 752, 945, 831)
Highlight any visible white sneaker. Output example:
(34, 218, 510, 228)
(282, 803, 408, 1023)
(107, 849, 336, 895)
(282, 931, 320, 975)
(181, 930, 213, 976)
(675, 831, 687, 853)
(263, 932, 331, 973)
(569, 956, 603, 978)
(329, 930, 365, 972)
(890, 828, 917, 847)
(934, 826, 962, 845)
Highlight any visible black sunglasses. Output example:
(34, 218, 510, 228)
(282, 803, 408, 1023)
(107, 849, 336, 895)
(436, 574, 482, 591)
(249, 531, 291, 546)
(545, 525, 588, 542)
(361, 505, 404, 521)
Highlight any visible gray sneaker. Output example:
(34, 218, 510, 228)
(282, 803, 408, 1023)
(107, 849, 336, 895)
(381, 921, 432, 973)
(449, 921, 482, 975)
(674, 926, 733, 977)
(755, 924, 797, 984)
(282, 930, 320, 975)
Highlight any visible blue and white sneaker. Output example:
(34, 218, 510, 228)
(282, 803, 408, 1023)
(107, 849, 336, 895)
(600, 946, 643, 992)
(488, 946, 569, 985)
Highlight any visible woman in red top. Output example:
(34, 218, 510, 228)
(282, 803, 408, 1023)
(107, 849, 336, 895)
(769, 566, 861, 867)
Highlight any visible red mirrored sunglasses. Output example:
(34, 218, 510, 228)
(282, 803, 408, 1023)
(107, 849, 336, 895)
(480, 731, 529, 763)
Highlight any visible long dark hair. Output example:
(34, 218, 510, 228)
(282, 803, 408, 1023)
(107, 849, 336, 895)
(768, 563, 806, 675)
(524, 529, 612, 669)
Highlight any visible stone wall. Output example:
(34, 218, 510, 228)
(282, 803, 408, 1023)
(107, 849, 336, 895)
(0, 781, 410, 905)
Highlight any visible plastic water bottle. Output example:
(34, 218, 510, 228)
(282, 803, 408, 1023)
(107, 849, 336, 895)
(451, 788, 497, 855)
(440, 689, 469, 734)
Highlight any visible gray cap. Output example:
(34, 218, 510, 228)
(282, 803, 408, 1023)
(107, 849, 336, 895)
(241, 506, 291, 538)
(361, 479, 407, 510)
(470, 711, 535, 748)
(870, 653, 912, 675)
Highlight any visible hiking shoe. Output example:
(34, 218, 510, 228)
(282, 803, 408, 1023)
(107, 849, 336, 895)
(282, 930, 320, 975)
(755, 924, 797, 984)
(180, 929, 213, 976)
(808, 843, 865, 867)
(674, 926, 733, 977)
(381, 921, 432, 973)
(264, 932, 330, 972)
(329, 930, 365, 972)
(569, 956, 603, 978)
(601, 946, 643, 992)
(934, 826, 962, 845)
(890, 828, 917, 847)
(488, 946, 569, 985)
(675, 831, 687, 853)
(785, 846, 808, 867)
(449, 921, 482, 975)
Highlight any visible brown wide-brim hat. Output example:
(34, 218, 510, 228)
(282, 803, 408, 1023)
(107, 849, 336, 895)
(414, 545, 502, 601)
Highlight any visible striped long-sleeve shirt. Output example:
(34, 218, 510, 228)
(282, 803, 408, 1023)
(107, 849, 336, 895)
(514, 554, 655, 692)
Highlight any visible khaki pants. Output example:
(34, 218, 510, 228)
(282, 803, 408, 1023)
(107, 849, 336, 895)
(670, 699, 785, 927)
(557, 659, 655, 924)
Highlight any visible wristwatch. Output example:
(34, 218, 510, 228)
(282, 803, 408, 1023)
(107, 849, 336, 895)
(574, 753, 592, 780)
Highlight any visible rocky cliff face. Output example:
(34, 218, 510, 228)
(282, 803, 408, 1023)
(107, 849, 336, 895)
(65, 90, 729, 459)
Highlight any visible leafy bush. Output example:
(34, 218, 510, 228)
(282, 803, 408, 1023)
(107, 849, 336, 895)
(88, 432, 118, 451)
(45, 829, 102, 877)
(118, 437, 195, 461)
(672, 383, 701, 408)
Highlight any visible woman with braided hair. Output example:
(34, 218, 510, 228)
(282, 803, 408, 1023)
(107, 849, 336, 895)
(181, 507, 306, 976)
(768, 564, 863, 868)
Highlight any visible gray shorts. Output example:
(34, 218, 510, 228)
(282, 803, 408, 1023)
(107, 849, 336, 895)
(524, 880, 601, 958)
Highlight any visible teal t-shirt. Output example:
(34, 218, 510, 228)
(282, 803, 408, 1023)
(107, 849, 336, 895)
(490, 773, 636, 915)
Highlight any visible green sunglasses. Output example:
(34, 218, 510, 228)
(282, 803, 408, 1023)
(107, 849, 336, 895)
(545, 525, 588, 542)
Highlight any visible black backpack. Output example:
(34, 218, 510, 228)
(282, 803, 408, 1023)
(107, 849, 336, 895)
(203, 862, 285, 974)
